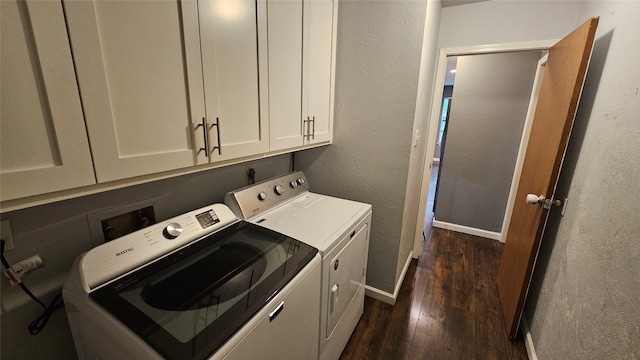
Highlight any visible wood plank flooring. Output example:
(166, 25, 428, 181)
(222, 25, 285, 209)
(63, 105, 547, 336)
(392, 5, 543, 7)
(339, 228, 528, 360)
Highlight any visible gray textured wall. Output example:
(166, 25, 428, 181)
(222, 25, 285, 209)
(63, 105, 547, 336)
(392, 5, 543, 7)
(296, 0, 427, 294)
(0, 155, 290, 359)
(525, 2, 640, 358)
(434, 51, 540, 232)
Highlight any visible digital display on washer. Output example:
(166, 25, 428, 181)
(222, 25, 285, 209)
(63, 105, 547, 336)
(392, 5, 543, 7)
(195, 209, 219, 229)
(90, 221, 317, 360)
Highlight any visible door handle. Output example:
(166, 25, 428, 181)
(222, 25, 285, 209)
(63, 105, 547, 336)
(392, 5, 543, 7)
(330, 284, 339, 315)
(526, 194, 562, 209)
(303, 116, 311, 141)
(210, 117, 221, 156)
(311, 116, 315, 140)
(525, 194, 545, 205)
(195, 118, 208, 158)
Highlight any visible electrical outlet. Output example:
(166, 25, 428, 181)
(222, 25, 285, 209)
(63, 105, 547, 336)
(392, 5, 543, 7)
(1, 220, 14, 251)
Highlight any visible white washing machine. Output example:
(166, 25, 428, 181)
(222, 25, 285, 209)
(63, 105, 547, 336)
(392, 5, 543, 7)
(63, 203, 322, 360)
(225, 171, 372, 360)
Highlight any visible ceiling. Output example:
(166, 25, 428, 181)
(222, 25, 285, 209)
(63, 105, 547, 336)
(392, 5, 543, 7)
(441, 0, 490, 7)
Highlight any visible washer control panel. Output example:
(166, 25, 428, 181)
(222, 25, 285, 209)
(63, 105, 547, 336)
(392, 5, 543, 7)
(225, 171, 310, 220)
(80, 203, 236, 291)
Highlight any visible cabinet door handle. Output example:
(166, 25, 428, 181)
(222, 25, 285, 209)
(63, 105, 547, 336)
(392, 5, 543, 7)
(210, 117, 221, 156)
(311, 116, 315, 140)
(196, 117, 208, 158)
(303, 116, 310, 141)
(269, 301, 285, 322)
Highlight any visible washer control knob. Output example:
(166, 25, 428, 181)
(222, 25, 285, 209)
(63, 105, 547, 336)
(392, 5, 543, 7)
(289, 181, 298, 188)
(163, 223, 183, 239)
(296, 178, 305, 185)
(258, 192, 268, 201)
(274, 184, 285, 195)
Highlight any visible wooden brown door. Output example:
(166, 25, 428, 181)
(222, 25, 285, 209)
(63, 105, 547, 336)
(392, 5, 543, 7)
(497, 17, 599, 339)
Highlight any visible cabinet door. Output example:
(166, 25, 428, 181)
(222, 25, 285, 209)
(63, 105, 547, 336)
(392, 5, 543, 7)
(303, 0, 336, 145)
(268, 0, 336, 152)
(64, 0, 207, 183)
(0, 0, 96, 201)
(200, 0, 269, 161)
(267, 0, 304, 152)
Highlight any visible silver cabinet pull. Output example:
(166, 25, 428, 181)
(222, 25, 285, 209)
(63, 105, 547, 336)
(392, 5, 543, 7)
(210, 117, 221, 156)
(311, 116, 315, 140)
(268, 301, 284, 322)
(303, 116, 311, 141)
(195, 117, 208, 157)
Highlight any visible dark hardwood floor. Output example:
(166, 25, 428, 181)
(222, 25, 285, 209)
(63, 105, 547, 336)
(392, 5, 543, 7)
(340, 228, 529, 360)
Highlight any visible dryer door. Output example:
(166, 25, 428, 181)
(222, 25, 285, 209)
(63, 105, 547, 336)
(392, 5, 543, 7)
(326, 222, 368, 337)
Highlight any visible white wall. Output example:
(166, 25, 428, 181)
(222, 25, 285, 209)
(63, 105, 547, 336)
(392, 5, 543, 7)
(438, 0, 581, 48)
(405, 0, 442, 271)
(525, 2, 640, 358)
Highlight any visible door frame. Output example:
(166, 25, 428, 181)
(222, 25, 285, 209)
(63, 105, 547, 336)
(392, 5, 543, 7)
(413, 40, 558, 256)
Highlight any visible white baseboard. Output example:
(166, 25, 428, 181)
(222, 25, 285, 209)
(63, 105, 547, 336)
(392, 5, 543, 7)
(432, 220, 502, 241)
(521, 316, 538, 360)
(364, 251, 413, 305)
(364, 286, 395, 305)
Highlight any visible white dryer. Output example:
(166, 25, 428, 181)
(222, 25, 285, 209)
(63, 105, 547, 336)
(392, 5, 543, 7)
(226, 171, 372, 360)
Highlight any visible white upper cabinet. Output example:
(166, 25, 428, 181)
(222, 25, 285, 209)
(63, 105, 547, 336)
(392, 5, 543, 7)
(268, 0, 304, 151)
(0, 0, 96, 201)
(303, 0, 336, 145)
(1, 0, 333, 208)
(268, 0, 337, 152)
(199, 0, 270, 161)
(64, 0, 208, 183)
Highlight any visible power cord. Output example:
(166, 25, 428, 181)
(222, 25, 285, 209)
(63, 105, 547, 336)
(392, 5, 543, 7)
(1, 239, 64, 335)
(248, 167, 256, 184)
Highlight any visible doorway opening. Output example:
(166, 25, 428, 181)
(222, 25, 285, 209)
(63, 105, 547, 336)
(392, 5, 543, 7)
(413, 40, 557, 257)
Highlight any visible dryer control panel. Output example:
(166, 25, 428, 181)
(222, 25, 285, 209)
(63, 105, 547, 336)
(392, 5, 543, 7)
(225, 171, 310, 220)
